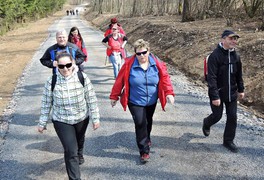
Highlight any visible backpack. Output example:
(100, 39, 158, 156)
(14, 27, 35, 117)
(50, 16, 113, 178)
(203, 54, 210, 81)
(51, 70, 85, 91)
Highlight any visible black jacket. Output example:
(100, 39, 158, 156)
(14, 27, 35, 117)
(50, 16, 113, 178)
(207, 43, 244, 102)
(40, 42, 86, 68)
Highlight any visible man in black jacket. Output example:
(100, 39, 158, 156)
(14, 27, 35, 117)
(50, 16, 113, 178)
(40, 29, 86, 74)
(202, 30, 245, 153)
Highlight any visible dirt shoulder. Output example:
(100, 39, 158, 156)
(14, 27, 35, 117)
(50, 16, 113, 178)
(85, 12, 264, 118)
(0, 5, 72, 124)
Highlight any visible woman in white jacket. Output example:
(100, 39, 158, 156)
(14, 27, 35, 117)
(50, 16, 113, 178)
(37, 52, 100, 180)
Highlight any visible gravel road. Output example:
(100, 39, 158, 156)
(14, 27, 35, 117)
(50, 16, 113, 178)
(0, 9, 263, 180)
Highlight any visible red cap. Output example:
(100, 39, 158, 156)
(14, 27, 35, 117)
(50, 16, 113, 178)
(111, 18, 118, 24)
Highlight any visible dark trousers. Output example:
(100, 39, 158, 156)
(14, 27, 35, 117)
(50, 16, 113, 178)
(53, 117, 89, 180)
(204, 100, 237, 142)
(128, 102, 157, 155)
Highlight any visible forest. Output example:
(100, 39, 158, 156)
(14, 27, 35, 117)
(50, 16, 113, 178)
(91, 0, 264, 28)
(0, 0, 67, 34)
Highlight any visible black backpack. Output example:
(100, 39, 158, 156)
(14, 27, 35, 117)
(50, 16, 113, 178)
(51, 71, 85, 91)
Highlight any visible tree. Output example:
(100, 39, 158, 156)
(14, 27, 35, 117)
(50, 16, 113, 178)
(242, 0, 262, 18)
(182, 0, 194, 22)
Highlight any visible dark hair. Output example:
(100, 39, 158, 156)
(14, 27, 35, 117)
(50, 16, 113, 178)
(56, 51, 73, 62)
(68, 26, 83, 42)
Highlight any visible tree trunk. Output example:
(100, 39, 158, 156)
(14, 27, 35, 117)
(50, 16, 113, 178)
(182, 0, 194, 22)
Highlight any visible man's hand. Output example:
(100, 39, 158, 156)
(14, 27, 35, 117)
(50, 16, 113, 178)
(238, 92, 245, 99)
(212, 99, 221, 106)
(53, 61, 58, 67)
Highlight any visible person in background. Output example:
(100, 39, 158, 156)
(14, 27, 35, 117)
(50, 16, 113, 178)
(202, 30, 245, 153)
(68, 26, 88, 70)
(104, 17, 126, 37)
(102, 24, 127, 78)
(38, 52, 100, 180)
(110, 39, 175, 163)
(40, 29, 86, 74)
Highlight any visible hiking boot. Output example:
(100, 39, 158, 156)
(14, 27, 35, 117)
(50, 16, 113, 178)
(79, 155, 85, 165)
(140, 153, 150, 163)
(223, 142, 238, 153)
(202, 118, 210, 137)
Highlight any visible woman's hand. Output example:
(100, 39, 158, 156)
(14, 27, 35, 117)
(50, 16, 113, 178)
(93, 122, 100, 130)
(166, 95, 175, 104)
(111, 99, 117, 107)
(37, 126, 46, 133)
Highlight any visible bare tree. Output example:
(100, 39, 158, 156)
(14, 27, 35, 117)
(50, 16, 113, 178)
(182, 0, 194, 22)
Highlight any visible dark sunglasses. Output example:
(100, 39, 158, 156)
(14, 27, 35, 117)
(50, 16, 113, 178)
(112, 28, 117, 31)
(58, 63, 72, 69)
(136, 51, 148, 56)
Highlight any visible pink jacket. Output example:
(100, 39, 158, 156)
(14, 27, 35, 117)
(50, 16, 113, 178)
(110, 54, 175, 111)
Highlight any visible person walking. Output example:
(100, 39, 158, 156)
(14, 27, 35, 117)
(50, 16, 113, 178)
(202, 30, 245, 153)
(38, 52, 100, 180)
(102, 24, 128, 78)
(68, 26, 88, 71)
(40, 29, 86, 74)
(110, 39, 175, 163)
(68, 27, 88, 61)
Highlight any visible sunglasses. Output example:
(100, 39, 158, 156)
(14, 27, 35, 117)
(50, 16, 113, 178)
(58, 63, 72, 69)
(112, 28, 117, 31)
(135, 51, 148, 56)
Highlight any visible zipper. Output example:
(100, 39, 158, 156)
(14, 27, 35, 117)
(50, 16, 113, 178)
(228, 51, 231, 102)
(145, 70, 149, 104)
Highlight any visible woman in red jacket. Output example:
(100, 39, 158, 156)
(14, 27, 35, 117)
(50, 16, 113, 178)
(102, 25, 127, 78)
(110, 39, 175, 163)
(68, 26, 88, 62)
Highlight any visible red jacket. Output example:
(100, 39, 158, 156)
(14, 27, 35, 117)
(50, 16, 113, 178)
(110, 54, 175, 111)
(106, 34, 127, 58)
(69, 35, 88, 62)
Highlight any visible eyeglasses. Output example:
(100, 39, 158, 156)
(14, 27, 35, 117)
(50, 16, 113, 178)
(112, 28, 117, 31)
(136, 51, 148, 56)
(58, 63, 72, 69)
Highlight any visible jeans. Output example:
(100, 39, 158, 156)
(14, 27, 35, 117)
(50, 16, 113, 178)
(53, 117, 89, 180)
(109, 53, 122, 78)
(204, 100, 237, 142)
(128, 102, 157, 155)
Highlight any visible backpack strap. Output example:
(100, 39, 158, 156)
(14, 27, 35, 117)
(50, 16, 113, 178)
(51, 74, 57, 91)
(51, 71, 84, 92)
(77, 70, 85, 87)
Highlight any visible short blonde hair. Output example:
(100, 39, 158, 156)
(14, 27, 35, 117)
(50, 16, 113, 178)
(133, 39, 150, 52)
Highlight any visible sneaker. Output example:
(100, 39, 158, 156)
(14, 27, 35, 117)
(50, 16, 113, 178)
(79, 155, 85, 165)
(202, 118, 210, 136)
(223, 142, 238, 153)
(140, 153, 150, 163)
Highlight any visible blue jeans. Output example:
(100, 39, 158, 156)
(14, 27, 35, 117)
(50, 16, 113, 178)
(53, 117, 89, 180)
(109, 53, 122, 78)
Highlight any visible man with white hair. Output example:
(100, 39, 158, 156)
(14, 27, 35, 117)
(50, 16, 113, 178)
(40, 29, 86, 74)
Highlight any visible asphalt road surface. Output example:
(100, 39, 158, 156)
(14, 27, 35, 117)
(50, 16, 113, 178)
(0, 10, 263, 180)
